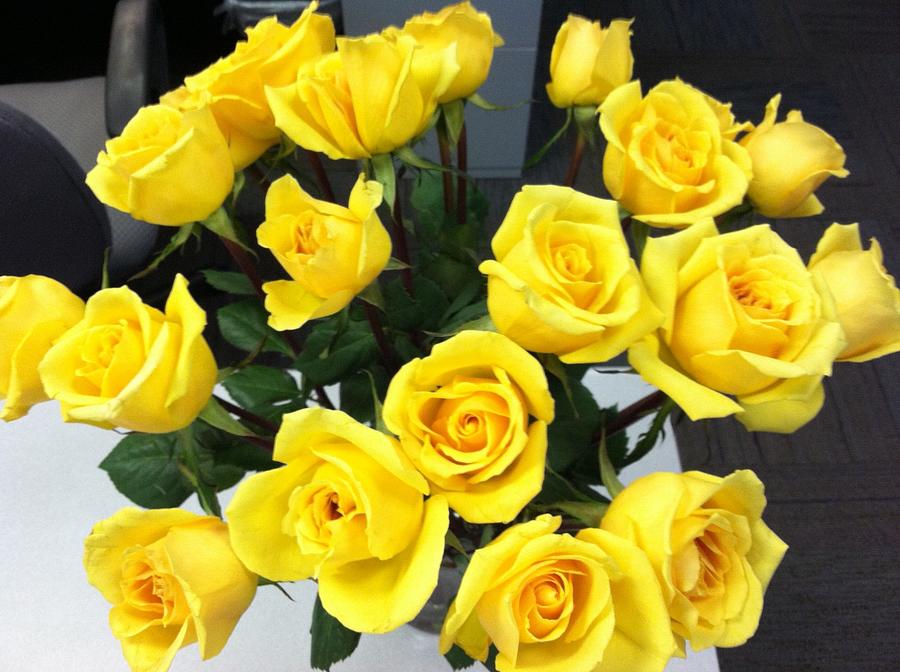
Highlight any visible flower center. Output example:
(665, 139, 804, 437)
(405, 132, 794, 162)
(119, 545, 187, 626)
(291, 211, 325, 256)
(728, 268, 792, 320)
(283, 476, 360, 557)
(552, 242, 592, 281)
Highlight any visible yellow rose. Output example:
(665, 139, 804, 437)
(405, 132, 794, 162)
(382, 330, 554, 524)
(84, 507, 257, 672)
(629, 220, 847, 432)
(601, 470, 788, 652)
(740, 94, 848, 218)
(161, 3, 335, 169)
(440, 514, 676, 672)
(389, 1, 504, 103)
(257, 173, 389, 331)
(599, 80, 752, 227)
(479, 186, 663, 363)
(0, 275, 84, 421)
(225, 407, 449, 633)
(546, 15, 633, 108)
(266, 32, 459, 159)
(38, 274, 216, 433)
(86, 104, 234, 226)
(809, 223, 900, 362)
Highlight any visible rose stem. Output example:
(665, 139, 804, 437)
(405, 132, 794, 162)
(437, 119, 454, 215)
(305, 149, 336, 203)
(217, 235, 333, 409)
(361, 301, 400, 373)
(456, 122, 468, 228)
(242, 434, 275, 452)
(595, 390, 667, 442)
(563, 131, 586, 188)
(214, 395, 279, 434)
(391, 177, 415, 296)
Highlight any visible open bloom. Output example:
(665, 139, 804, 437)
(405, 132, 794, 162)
(479, 185, 662, 362)
(601, 470, 788, 652)
(257, 173, 389, 331)
(809, 223, 900, 362)
(267, 32, 459, 159)
(226, 408, 449, 633)
(628, 220, 846, 432)
(546, 15, 633, 108)
(0, 275, 84, 421)
(740, 94, 848, 218)
(599, 79, 752, 227)
(86, 104, 233, 226)
(161, 2, 335, 169)
(39, 274, 216, 432)
(387, 1, 503, 103)
(84, 508, 257, 672)
(382, 330, 554, 524)
(440, 515, 676, 672)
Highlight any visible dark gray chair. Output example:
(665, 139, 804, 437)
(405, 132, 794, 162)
(0, 0, 167, 296)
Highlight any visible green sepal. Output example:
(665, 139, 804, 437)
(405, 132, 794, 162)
(629, 220, 650, 264)
(620, 397, 675, 468)
(199, 397, 256, 438)
(128, 222, 199, 281)
(524, 107, 572, 169)
(598, 430, 624, 499)
(573, 104, 600, 147)
(441, 99, 466, 146)
(200, 206, 254, 254)
(468, 92, 525, 111)
(357, 281, 385, 311)
(394, 145, 455, 175)
(310, 594, 361, 671)
(100, 248, 111, 289)
(370, 152, 396, 210)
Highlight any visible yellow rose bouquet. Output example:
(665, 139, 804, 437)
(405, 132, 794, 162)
(3, 3, 899, 672)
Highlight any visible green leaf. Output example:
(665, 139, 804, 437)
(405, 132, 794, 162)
(221, 365, 299, 409)
(310, 594, 361, 671)
(338, 367, 388, 427)
(444, 644, 476, 670)
(370, 152, 396, 210)
(383, 275, 449, 332)
(99, 433, 193, 508)
(200, 206, 253, 253)
(468, 92, 525, 111)
(621, 398, 676, 467)
(217, 299, 293, 356)
(598, 431, 624, 499)
(295, 321, 378, 387)
(178, 426, 222, 517)
(630, 220, 650, 264)
(199, 397, 256, 438)
(129, 223, 199, 281)
(524, 108, 572, 169)
(202, 269, 256, 295)
(535, 467, 602, 505)
(356, 281, 385, 310)
(441, 99, 466, 146)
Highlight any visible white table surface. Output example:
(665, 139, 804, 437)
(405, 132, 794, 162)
(0, 371, 719, 671)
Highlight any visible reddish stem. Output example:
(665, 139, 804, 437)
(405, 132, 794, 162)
(362, 301, 399, 373)
(392, 180, 415, 296)
(594, 390, 667, 442)
(456, 123, 468, 228)
(563, 132, 586, 188)
(437, 123, 454, 215)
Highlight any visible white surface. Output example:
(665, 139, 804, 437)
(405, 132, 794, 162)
(0, 371, 718, 671)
